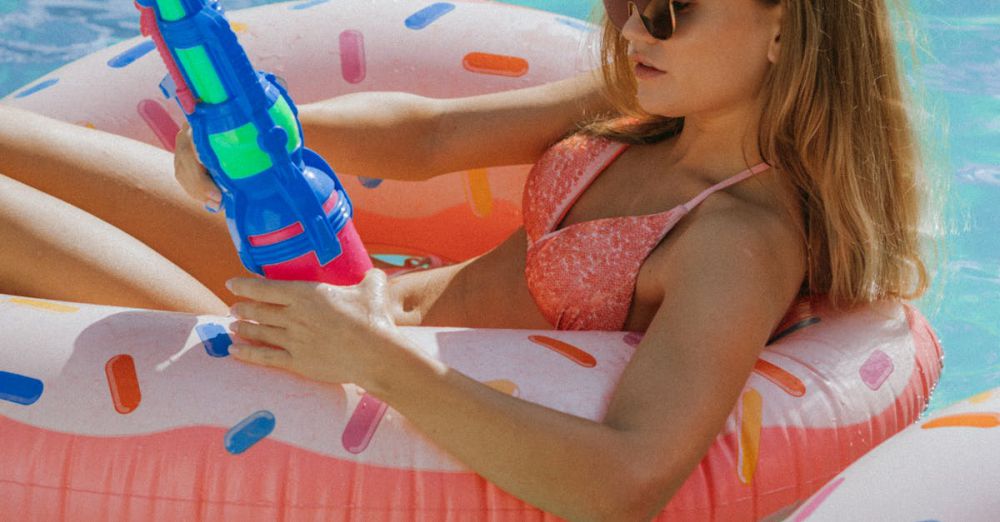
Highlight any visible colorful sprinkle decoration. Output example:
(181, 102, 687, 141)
(225, 410, 276, 454)
(405, 3, 455, 30)
(0, 371, 43, 406)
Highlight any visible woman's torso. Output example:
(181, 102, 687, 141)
(435, 132, 806, 332)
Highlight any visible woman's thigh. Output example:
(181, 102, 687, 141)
(0, 105, 248, 301)
(0, 173, 230, 316)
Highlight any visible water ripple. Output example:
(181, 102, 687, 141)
(957, 164, 1000, 186)
(0, 0, 278, 96)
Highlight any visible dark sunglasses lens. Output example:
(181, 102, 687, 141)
(604, 0, 674, 40)
(645, 0, 675, 39)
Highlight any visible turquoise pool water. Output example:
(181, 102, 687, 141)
(0, 0, 996, 415)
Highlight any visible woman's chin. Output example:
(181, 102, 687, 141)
(634, 86, 683, 117)
(634, 98, 683, 119)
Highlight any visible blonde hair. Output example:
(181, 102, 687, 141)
(576, 0, 932, 308)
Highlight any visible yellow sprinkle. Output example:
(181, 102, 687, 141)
(737, 388, 763, 485)
(967, 389, 995, 404)
(464, 169, 493, 218)
(484, 379, 519, 397)
(230, 22, 248, 33)
(7, 297, 79, 313)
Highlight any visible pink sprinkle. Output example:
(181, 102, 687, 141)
(859, 349, 894, 391)
(137, 99, 180, 151)
(342, 393, 387, 454)
(339, 30, 366, 84)
(623, 332, 644, 347)
(792, 476, 845, 521)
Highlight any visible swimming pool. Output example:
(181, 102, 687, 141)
(0, 0, 996, 415)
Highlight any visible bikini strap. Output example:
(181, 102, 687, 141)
(680, 162, 771, 213)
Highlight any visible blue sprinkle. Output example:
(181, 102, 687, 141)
(290, 0, 328, 10)
(405, 3, 455, 30)
(14, 78, 59, 99)
(224, 410, 276, 454)
(107, 41, 157, 69)
(556, 17, 593, 32)
(197, 323, 233, 357)
(158, 73, 179, 101)
(0, 371, 44, 406)
(359, 177, 383, 189)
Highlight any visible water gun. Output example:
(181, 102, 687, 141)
(136, 0, 386, 453)
(135, 0, 373, 286)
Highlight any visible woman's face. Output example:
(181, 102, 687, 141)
(621, 0, 782, 118)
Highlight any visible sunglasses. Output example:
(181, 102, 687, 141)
(603, 0, 679, 40)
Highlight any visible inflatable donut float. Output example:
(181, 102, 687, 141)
(0, 0, 943, 519)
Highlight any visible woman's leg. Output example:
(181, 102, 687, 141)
(0, 173, 229, 316)
(0, 105, 247, 303)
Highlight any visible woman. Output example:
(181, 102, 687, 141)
(0, 0, 928, 518)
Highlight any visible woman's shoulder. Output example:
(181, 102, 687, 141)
(646, 180, 807, 307)
(691, 164, 804, 256)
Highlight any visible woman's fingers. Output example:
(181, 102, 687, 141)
(231, 300, 288, 327)
(360, 267, 388, 289)
(173, 122, 222, 206)
(229, 343, 293, 370)
(231, 320, 288, 348)
(227, 277, 315, 306)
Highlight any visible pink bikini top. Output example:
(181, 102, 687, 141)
(522, 134, 771, 331)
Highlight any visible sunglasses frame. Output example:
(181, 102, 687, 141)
(622, 0, 678, 41)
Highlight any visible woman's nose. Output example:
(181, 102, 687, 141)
(619, 5, 659, 44)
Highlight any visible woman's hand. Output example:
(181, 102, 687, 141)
(173, 121, 223, 211)
(225, 268, 411, 387)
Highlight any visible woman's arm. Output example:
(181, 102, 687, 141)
(424, 69, 613, 176)
(298, 69, 611, 183)
(364, 209, 807, 520)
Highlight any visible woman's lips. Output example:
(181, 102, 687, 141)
(634, 62, 666, 79)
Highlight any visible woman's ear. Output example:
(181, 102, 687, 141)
(766, 5, 783, 64)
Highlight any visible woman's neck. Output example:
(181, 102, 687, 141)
(663, 100, 766, 182)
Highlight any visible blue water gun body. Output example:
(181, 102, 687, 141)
(136, 0, 372, 284)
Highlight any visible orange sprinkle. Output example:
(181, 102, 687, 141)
(230, 22, 248, 33)
(967, 389, 995, 404)
(7, 297, 79, 313)
(464, 169, 493, 218)
(752, 359, 806, 397)
(462, 52, 529, 77)
(105, 354, 142, 414)
(921, 412, 1000, 429)
(528, 335, 597, 368)
(76, 121, 96, 129)
(737, 388, 763, 485)
(485, 380, 519, 396)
